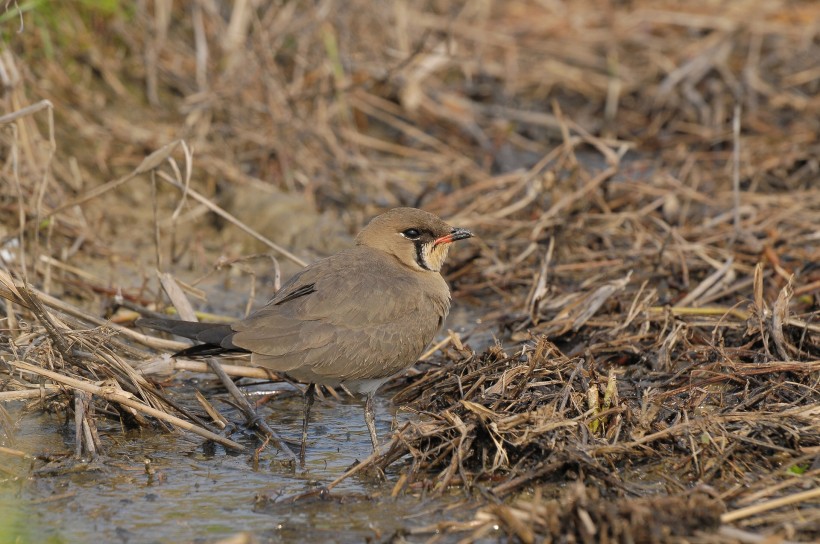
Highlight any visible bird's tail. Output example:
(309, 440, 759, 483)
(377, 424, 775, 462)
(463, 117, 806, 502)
(135, 317, 248, 358)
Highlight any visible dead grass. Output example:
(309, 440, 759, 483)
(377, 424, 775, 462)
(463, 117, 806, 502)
(1, 0, 819, 542)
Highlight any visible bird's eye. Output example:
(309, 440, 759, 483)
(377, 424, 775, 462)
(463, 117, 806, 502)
(402, 228, 421, 240)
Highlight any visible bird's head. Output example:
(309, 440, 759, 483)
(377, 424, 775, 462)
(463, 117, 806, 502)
(356, 207, 473, 272)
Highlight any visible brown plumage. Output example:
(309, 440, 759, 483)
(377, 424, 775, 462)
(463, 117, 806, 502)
(137, 207, 472, 462)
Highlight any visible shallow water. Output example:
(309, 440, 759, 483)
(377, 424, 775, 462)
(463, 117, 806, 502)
(1, 386, 479, 543)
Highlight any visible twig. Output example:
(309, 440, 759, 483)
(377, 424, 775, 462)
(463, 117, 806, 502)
(278, 436, 397, 502)
(155, 170, 307, 267)
(732, 104, 741, 243)
(9, 360, 245, 451)
(0, 269, 186, 352)
(721, 487, 820, 523)
(45, 140, 181, 217)
(205, 358, 296, 463)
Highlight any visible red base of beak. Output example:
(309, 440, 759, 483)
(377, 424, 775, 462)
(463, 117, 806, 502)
(434, 228, 473, 246)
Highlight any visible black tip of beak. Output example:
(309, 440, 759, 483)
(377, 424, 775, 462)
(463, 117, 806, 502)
(449, 227, 473, 242)
(434, 227, 473, 246)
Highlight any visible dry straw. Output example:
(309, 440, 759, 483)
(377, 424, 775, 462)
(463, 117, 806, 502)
(1, 1, 818, 541)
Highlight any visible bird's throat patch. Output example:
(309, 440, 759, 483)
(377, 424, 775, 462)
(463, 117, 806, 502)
(420, 242, 450, 272)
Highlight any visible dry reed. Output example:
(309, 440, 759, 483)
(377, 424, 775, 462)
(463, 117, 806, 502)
(1, 1, 818, 541)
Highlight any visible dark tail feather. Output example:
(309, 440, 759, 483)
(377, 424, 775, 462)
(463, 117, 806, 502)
(136, 317, 231, 341)
(135, 317, 248, 358)
(173, 343, 248, 358)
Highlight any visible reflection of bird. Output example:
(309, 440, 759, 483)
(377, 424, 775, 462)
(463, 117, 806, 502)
(137, 208, 473, 462)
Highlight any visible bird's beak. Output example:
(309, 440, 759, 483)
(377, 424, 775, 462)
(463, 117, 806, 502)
(434, 227, 473, 246)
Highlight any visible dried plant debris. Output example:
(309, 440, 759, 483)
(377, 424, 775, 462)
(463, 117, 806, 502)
(384, 337, 819, 488)
(1, 0, 819, 541)
(380, 334, 819, 541)
(427, 485, 725, 544)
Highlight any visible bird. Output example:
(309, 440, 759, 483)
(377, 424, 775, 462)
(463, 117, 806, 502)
(137, 207, 473, 463)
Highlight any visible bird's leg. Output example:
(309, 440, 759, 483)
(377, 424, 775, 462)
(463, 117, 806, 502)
(364, 391, 379, 454)
(300, 383, 315, 466)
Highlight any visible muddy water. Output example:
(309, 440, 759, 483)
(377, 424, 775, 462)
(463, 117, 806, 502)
(1, 386, 481, 543)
